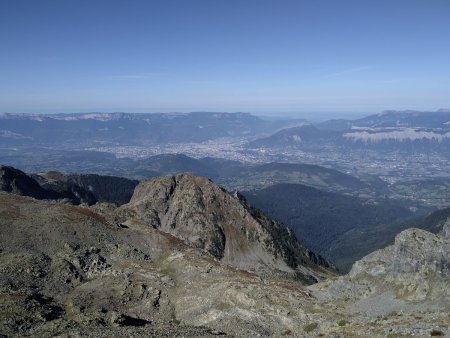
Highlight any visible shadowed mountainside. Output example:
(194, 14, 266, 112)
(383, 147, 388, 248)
(1, 164, 138, 206)
(0, 165, 62, 200)
(33, 171, 138, 206)
(242, 183, 420, 271)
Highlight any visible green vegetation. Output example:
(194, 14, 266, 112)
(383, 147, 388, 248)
(247, 203, 329, 278)
(334, 206, 450, 270)
(391, 179, 450, 208)
(338, 319, 349, 326)
(243, 182, 421, 271)
(303, 322, 318, 333)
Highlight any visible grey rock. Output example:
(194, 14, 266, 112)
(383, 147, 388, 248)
(121, 173, 332, 281)
(310, 225, 450, 316)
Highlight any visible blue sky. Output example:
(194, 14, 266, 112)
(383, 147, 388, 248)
(1, 0, 450, 116)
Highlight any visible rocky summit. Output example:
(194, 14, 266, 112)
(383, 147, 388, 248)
(0, 170, 449, 337)
(120, 173, 331, 282)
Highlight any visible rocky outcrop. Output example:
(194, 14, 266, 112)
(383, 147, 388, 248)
(0, 165, 61, 200)
(120, 173, 331, 281)
(33, 171, 138, 206)
(0, 165, 102, 205)
(347, 227, 450, 301)
(310, 221, 450, 316)
(32, 171, 97, 205)
(441, 217, 450, 238)
(1, 165, 138, 206)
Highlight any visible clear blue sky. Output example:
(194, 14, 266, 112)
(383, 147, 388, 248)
(1, 0, 450, 116)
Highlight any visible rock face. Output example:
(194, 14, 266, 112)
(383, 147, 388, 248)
(441, 217, 450, 238)
(0, 165, 97, 204)
(0, 165, 138, 206)
(0, 165, 60, 200)
(33, 171, 138, 206)
(310, 224, 450, 315)
(348, 228, 449, 301)
(303, 221, 450, 337)
(121, 173, 331, 281)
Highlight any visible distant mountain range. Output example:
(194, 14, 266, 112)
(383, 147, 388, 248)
(3, 110, 449, 153)
(2, 110, 449, 185)
(249, 110, 450, 154)
(0, 111, 305, 146)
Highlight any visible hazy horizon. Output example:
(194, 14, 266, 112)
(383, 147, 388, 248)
(2, 108, 450, 124)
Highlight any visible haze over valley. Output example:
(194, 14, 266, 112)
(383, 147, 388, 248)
(2, 109, 450, 204)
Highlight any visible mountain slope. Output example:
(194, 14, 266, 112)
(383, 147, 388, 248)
(348, 109, 450, 129)
(0, 192, 231, 337)
(119, 173, 331, 281)
(248, 124, 339, 148)
(1, 165, 139, 206)
(33, 171, 138, 206)
(219, 162, 378, 196)
(1, 177, 448, 336)
(317, 110, 450, 131)
(0, 165, 61, 200)
(329, 207, 450, 270)
(0, 175, 332, 337)
(242, 183, 417, 270)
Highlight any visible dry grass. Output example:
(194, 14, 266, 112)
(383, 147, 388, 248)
(62, 205, 108, 224)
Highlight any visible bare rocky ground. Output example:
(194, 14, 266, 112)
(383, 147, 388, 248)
(0, 174, 449, 337)
(308, 222, 450, 337)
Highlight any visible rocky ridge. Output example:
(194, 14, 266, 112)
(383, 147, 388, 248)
(0, 165, 61, 200)
(0, 165, 138, 206)
(33, 171, 138, 206)
(118, 173, 331, 282)
(0, 170, 449, 337)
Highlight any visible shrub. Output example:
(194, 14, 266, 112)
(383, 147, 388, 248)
(338, 319, 349, 326)
(303, 322, 318, 333)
